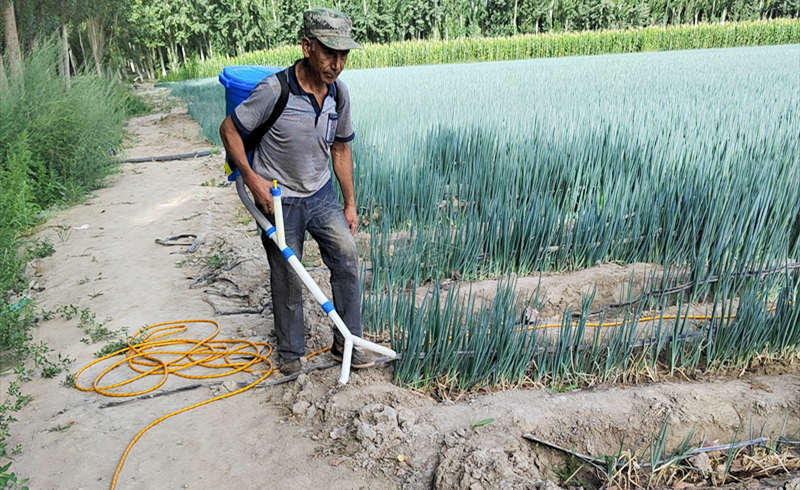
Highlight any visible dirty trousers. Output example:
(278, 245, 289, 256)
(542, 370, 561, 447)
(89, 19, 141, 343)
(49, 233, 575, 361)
(259, 180, 361, 361)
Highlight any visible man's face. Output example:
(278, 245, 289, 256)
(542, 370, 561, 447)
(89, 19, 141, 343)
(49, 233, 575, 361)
(303, 37, 349, 84)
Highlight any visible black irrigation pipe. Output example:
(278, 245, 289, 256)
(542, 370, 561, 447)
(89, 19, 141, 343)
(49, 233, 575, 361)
(590, 262, 800, 313)
(123, 150, 213, 163)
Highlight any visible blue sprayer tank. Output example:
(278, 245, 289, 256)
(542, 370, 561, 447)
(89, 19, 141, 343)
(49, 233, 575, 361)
(218, 65, 282, 180)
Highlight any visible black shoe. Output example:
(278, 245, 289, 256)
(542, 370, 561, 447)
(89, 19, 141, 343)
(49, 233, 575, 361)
(330, 343, 375, 369)
(279, 358, 302, 376)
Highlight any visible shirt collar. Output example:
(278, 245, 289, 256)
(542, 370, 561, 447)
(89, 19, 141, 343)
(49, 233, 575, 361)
(289, 59, 336, 99)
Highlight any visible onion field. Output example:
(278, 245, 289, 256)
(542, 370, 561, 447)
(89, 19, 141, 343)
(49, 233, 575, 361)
(171, 43, 800, 392)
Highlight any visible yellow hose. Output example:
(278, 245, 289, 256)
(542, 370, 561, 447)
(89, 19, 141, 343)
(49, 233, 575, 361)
(528, 305, 777, 330)
(74, 320, 329, 490)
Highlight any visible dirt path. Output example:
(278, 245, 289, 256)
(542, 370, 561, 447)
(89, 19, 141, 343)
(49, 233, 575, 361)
(10, 86, 387, 489)
(8, 86, 800, 490)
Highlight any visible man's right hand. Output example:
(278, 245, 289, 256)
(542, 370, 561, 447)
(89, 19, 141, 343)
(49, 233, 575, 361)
(244, 172, 274, 215)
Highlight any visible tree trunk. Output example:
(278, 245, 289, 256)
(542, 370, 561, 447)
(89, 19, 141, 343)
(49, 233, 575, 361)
(69, 48, 77, 75)
(147, 47, 156, 79)
(78, 28, 86, 67)
(62, 23, 71, 90)
(168, 41, 178, 71)
(86, 15, 105, 76)
(3, 0, 22, 80)
(512, 0, 518, 35)
(158, 47, 166, 77)
(0, 55, 7, 92)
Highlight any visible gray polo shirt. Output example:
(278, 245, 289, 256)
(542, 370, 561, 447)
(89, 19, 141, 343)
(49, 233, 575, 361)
(232, 61, 355, 198)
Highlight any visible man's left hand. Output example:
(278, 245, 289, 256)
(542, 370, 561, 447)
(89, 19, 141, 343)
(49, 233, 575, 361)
(344, 204, 358, 235)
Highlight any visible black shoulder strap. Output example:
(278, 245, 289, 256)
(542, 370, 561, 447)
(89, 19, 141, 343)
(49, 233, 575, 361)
(243, 69, 289, 152)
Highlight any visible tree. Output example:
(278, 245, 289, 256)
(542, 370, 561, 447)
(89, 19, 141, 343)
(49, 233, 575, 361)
(3, 0, 21, 80)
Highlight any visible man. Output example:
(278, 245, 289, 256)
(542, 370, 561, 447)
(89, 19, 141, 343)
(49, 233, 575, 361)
(219, 8, 373, 375)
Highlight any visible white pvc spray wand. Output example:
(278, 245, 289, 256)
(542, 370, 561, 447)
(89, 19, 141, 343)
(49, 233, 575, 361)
(237, 177, 397, 384)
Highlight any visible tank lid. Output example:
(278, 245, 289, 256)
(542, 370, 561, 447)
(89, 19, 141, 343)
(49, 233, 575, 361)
(219, 65, 283, 91)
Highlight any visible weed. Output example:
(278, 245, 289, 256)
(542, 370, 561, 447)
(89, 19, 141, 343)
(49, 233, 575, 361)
(77, 309, 114, 343)
(175, 257, 192, 268)
(204, 253, 229, 270)
(24, 239, 53, 259)
(200, 177, 228, 187)
(95, 340, 127, 358)
(94, 327, 143, 358)
(30, 342, 73, 378)
(0, 379, 31, 489)
(39, 308, 55, 321)
(553, 454, 589, 487)
(56, 304, 79, 321)
(235, 208, 252, 226)
(546, 384, 578, 393)
(0, 461, 29, 489)
(46, 421, 74, 433)
(469, 418, 495, 430)
(11, 365, 31, 383)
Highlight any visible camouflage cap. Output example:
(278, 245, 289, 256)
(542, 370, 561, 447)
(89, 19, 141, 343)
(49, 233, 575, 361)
(303, 8, 362, 51)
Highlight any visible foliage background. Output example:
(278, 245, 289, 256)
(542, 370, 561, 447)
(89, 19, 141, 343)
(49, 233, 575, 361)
(1, 0, 799, 78)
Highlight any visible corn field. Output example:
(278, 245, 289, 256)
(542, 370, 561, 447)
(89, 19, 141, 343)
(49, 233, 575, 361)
(166, 19, 800, 81)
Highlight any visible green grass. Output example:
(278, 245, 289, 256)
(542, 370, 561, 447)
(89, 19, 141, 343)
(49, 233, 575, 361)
(165, 19, 800, 81)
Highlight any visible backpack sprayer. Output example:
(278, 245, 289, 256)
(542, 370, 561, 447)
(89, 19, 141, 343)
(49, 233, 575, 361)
(234, 176, 397, 384)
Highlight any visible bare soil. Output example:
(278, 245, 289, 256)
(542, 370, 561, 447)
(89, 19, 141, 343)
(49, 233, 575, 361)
(7, 85, 799, 489)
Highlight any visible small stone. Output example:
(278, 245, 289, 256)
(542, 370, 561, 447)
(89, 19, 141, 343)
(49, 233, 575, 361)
(397, 409, 416, 429)
(305, 404, 317, 419)
(359, 403, 384, 421)
(397, 454, 406, 463)
(374, 406, 398, 426)
(329, 426, 347, 440)
(356, 421, 377, 441)
(689, 452, 712, 473)
(329, 456, 346, 467)
(222, 381, 238, 393)
(784, 477, 800, 490)
(292, 400, 310, 417)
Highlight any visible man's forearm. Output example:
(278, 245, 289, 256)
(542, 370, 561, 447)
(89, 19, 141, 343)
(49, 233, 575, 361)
(219, 115, 257, 181)
(220, 115, 272, 211)
(331, 141, 356, 207)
